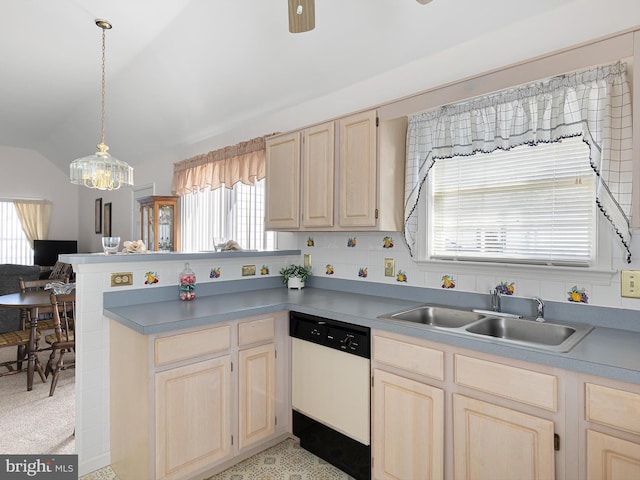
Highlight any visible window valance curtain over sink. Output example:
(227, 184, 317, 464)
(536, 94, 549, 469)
(172, 135, 267, 195)
(404, 61, 633, 262)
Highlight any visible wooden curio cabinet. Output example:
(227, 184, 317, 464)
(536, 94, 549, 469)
(138, 196, 180, 252)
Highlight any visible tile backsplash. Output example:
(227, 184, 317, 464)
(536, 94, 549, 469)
(277, 231, 640, 312)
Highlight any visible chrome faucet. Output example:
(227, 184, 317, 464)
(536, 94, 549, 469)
(490, 289, 501, 312)
(533, 297, 545, 322)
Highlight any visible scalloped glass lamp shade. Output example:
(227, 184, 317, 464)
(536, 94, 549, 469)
(70, 145, 133, 191)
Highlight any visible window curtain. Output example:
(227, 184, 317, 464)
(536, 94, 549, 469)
(172, 135, 267, 195)
(13, 199, 52, 248)
(404, 61, 633, 262)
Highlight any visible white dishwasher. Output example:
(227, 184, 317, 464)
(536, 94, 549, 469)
(290, 312, 371, 480)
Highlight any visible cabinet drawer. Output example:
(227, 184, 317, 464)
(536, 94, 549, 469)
(455, 354, 557, 411)
(373, 335, 444, 381)
(238, 316, 275, 346)
(155, 324, 231, 366)
(586, 383, 640, 435)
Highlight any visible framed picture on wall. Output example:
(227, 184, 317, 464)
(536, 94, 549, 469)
(104, 202, 112, 237)
(95, 198, 102, 234)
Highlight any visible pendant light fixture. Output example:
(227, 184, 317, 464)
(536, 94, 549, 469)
(70, 19, 133, 190)
(288, 0, 315, 33)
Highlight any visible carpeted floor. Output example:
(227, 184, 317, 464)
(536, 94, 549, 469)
(0, 346, 75, 455)
(82, 439, 354, 480)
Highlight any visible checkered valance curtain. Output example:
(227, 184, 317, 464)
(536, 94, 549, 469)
(404, 61, 633, 262)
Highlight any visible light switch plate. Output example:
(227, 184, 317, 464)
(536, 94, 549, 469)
(621, 270, 640, 298)
(242, 265, 256, 276)
(384, 258, 395, 277)
(304, 254, 311, 268)
(110, 272, 133, 287)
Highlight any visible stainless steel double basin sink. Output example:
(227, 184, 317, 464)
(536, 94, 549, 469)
(377, 304, 593, 353)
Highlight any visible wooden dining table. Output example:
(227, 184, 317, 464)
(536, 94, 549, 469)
(0, 289, 73, 390)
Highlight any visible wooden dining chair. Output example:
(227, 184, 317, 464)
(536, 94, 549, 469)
(0, 319, 46, 382)
(18, 278, 66, 332)
(45, 292, 75, 396)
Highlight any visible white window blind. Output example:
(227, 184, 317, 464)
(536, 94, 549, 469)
(0, 201, 33, 264)
(180, 179, 275, 252)
(430, 137, 595, 265)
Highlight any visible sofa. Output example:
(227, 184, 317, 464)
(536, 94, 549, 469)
(0, 264, 41, 333)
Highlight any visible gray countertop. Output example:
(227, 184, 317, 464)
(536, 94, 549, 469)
(104, 287, 640, 384)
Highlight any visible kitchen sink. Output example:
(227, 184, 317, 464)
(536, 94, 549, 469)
(380, 305, 485, 328)
(465, 316, 593, 350)
(378, 304, 593, 353)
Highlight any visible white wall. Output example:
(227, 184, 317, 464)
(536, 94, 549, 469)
(0, 145, 79, 245)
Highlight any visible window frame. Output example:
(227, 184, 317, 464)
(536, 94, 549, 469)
(415, 164, 615, 279)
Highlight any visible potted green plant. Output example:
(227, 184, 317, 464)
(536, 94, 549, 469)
(279, 264, 312, 289)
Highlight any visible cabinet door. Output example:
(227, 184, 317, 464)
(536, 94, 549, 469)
(265, 132, 300, 229)
(372, 369, 444, 480)
(453, 394, 555, 480)
(302, 122, 335, 228)
(238, 343, 276, 450)
(338, 110, 377, 227)
(587, 430, 640, 480)
(155, 356, 232, 480)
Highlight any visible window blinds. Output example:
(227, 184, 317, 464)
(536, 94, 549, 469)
(430, 137, 595, 265)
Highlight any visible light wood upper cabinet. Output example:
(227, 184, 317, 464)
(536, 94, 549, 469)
(265, 109, 407, 232)
(265, 131, 300, 229)
(453, 394, 555, 480)
(339, 110, 377, 227)
(302, 121, 335, 228)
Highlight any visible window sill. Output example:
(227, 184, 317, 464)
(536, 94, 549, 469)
(415, 258, 617, 285)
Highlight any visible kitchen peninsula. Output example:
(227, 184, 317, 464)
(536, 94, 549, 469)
(63, 251, 640, 479)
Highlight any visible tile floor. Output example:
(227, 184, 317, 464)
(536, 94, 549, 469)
(80, 438, 354, 480)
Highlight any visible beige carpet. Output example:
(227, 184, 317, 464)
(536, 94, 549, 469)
(0, 346, 75, 454)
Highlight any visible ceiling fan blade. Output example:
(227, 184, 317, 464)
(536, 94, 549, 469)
(288, 0, 315, 33)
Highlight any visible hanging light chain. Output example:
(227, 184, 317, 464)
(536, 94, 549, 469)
(100, 25, 106, 148)
(95, 19, 112, 153)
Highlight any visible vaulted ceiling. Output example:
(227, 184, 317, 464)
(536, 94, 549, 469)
(2, 0, 637, 174)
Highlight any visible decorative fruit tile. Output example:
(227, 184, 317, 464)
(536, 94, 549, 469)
(347, 237, 357, 247)
(567, 285, 589, 303)
(325, 264, 334, 275)
(260, 265, 269, 275)
(210, 267, 221, 278)
(144, 272, 159, 285)
(496, 281, 515, 295)
(358, 267, 368, 278)
(383, 236, 394, 249)
(442, 274, 456, 289)
(397, 270, 407, 282)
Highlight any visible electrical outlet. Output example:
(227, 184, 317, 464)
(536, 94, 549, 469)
(242, 265, 256, 276)
(110, 272, 133, 287)
(304, 254, 311, 268)
(384, 258, 395, 277)
(621, 270, 640, 298)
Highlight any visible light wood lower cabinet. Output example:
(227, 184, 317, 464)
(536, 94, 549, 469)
(587, 430, 640, 480)
(452, 394, 555, 480)
(238, 343, 276, 450)
(372, 369, 444, 480)
(155, 356, 232, 480)
(583, 377, 640, 480)
(372, 331, 445, 480)
(110, 311, 288, 480)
